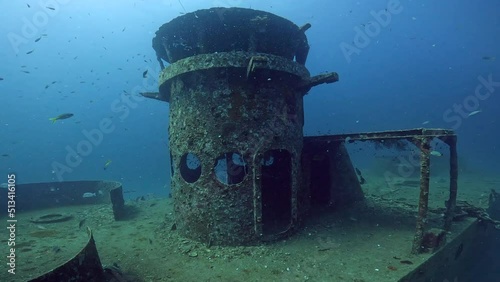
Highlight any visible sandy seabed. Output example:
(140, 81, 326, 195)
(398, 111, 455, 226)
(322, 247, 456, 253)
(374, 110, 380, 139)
(1, 172, 498, 282)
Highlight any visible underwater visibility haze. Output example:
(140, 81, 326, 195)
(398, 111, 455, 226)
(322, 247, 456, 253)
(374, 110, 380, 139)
(0, 0, 499, 281)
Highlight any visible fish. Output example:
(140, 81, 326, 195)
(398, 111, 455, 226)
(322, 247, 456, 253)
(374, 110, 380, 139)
(354, 168, 365, 183)
(0, 77, 3, 81)
(82, 192, 96, 198)
(46, 6, 55, 10)
(35, 37, 41, 42)
(1, 154, 9, 157)
(430, 150, 443, 157)
(142, 70, 148, 78)
(27, 4, 30, 8)
(355, 168, 362, 176)
(26, 50, 34, 54)
(482, 56, 496, 61)
(422, 120, 430, 125)
(103, 160, 112, 170)
(467, 110, 482, 117)
(49, 113, 74, 123)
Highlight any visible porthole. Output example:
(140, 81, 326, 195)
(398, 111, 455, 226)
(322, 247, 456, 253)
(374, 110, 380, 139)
(179, 152, 201, 183)
(214, 152, 247, 185)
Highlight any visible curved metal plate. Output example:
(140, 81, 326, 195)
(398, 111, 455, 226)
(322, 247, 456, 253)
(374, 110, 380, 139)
(28, 228, 105, 282)
(152, 7, 307, 64)
(0, 180, 122, 213)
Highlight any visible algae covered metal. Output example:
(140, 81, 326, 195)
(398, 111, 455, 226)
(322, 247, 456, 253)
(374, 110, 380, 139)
(148, 7, 340, 245)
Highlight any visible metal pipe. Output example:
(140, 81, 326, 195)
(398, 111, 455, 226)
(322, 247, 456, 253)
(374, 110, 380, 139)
(412, 137, 431, 254)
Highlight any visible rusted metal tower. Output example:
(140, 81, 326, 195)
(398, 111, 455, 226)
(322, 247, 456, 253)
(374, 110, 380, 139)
(147, 7, 340, 245)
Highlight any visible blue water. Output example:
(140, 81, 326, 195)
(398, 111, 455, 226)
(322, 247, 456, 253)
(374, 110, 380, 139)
(0, 0, 499, 279)
(1, 0, 499, 195)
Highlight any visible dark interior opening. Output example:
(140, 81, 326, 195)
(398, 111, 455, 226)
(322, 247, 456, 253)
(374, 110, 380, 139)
(309, 154, 331, 206)
(261, 149, 292, 236)
(179, 152, 202, 183)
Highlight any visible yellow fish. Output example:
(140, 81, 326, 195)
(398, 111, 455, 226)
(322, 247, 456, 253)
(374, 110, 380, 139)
(49, 113, 74, 123)
(103, 160, 112, 170)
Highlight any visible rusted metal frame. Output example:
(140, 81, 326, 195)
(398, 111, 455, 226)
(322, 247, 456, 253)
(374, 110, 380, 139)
(307, 128, 455, 143)
(305, 129, 458, 253)
(411, 136, 431, 254)
(253, 150, 264, 239)
(443, 135, 458, 231)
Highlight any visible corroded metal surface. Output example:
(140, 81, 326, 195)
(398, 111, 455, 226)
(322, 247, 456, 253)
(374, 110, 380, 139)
(29, 228, 104, 282)
(150, 51, 339, 103)
(302, 138, 364, 212)
(152, 7, 340, 246)
(411, 137, 431, 254)
(160, 52, 310, 82)
(157, 51, 313, 103)
(152, 7, 310, 65)
(309, 128, 456, 143)
(168, 64, 305, 244)
(0, 180, 122, 212)
(306, 128, 459, 254)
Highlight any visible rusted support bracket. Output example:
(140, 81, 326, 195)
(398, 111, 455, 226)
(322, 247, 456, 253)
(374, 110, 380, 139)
(298, 72, 339, 93)
(140, 91, 164, 102)
(411, 137, 431, 254)
(246, 55, 269, 79)
(307, 128, 458, 254)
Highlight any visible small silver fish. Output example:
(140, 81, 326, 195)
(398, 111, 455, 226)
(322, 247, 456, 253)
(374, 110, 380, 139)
(82, 192, 96, 198)
(467, 110, 482, 117)
(430, 150, 443, 157)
